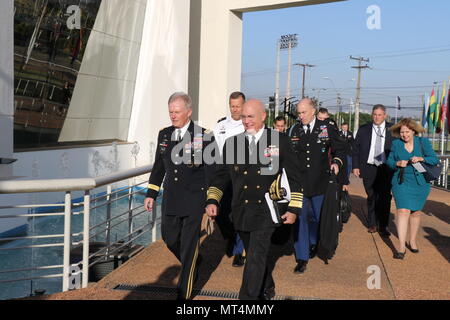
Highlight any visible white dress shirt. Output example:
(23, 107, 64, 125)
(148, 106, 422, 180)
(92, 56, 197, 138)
(367, 121, 386, 164)
(302, 117, 316, 134)
(174, 120, 191, 140)
(246, 126, 265, 144)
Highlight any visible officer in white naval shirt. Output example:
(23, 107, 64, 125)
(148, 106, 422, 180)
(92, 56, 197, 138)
(212, 91, 246, 267)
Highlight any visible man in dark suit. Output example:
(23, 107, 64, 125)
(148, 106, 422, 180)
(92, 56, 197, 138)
(287, 98, 346, 274)
(206, 99, 303, 300)
(352, 104, 393, 236)
(339, 122, 354, 187)
(144, 92, 211, 300)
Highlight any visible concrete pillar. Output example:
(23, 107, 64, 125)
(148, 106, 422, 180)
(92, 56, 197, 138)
(127, 0, 191, 166)
(0, 0, 14, 178)
(195, 0, 345, 130)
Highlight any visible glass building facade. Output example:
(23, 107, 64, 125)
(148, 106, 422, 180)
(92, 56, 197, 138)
(14, 0, 102, 148)
(14, 0, 146, 149)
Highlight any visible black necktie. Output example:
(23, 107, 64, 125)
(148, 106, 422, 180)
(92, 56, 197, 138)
(176, 129, 182, 142)
(306, 124, 311, 135)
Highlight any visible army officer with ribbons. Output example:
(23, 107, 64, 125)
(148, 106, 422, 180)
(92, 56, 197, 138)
(205, 99, 303, 300)
(144, 92, 212, 300)
(287, 98, 346, 274)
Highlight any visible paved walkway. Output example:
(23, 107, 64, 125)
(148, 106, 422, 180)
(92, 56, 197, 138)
(26, 176, 450, 300)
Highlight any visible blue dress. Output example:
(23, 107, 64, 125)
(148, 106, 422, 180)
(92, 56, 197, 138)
(386, 136, 439, 211)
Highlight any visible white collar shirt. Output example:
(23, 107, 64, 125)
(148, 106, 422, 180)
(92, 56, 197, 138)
(367, 121, 386, 164)
(246, 127, 265, 144)
(174, 120, 191, 140)
(302, 117, 316, 134)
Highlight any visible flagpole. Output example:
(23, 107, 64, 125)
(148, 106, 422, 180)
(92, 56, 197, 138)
(440, 81, 447, 155)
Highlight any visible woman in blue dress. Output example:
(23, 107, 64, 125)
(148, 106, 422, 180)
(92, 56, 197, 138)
(387, 118, 439, 260)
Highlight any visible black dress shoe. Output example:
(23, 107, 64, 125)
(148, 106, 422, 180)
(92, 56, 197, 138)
(309, 245, 317, 259)
(259, 286, 275, 300)
(393, 251, 406, 260)
(294, 260, 308, 274)
(232, 254, 246, 267)
(407, 243, 419, 253)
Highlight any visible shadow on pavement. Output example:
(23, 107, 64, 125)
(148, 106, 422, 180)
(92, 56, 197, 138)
(422, 200, 450, 225)
(423, 227, 450, 263)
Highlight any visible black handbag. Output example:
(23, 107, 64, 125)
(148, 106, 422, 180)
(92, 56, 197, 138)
(421, 162, 443, 183)
(339, 190, 352, 224)
(419, 138, 442, 183)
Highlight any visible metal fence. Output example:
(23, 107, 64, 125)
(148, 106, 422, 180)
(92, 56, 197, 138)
(0, 165, 155, 296)
(433, 155, 450, 190)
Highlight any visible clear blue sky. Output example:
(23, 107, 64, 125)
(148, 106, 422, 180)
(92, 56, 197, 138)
(241, 0, 450, 118)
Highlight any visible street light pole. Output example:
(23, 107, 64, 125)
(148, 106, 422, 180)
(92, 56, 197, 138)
(275, 39, 281, 114)
(313, 88, 327, 104)
(286, 41, 292, 104)
(276, 34, 298, 115)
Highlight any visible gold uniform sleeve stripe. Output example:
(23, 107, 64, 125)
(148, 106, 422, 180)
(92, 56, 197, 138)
(333, 157, 343, 166)
(207, 187, 223, 202)
(148, 184, 160, 192)
(289, 200, 303, 208)
(291, 193, 303, 200)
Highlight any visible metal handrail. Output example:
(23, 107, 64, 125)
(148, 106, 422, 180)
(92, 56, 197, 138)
(0, 165, 152, 194)
(89, 181, 147, 203)
(89, 207, 146, 239)
(0, 164, 154, 299)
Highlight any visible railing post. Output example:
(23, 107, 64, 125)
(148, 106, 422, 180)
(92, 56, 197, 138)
(445, 159, 449, 189)
(151, 204, 157, 243)
(105, 185, 112, 258)
(82, 190, 90, 288)
(62, 191, 72, 292)
(128, 179, 134, 243)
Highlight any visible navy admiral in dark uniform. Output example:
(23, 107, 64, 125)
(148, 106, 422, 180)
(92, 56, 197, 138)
(144, 92, 212, 300)
(287, 98, 346, 274)
(206, 99, 303, 300)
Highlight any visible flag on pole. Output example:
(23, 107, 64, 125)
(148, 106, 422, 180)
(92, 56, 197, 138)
(447, 88, 450, 134)
(422, 93, 429, 128)
(440, 85, 448, 133)
(397, 96, 401, 110)
(435, 82, 447, 133)
(427, 88, 437, 133)
(435, 88, 441, 133)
